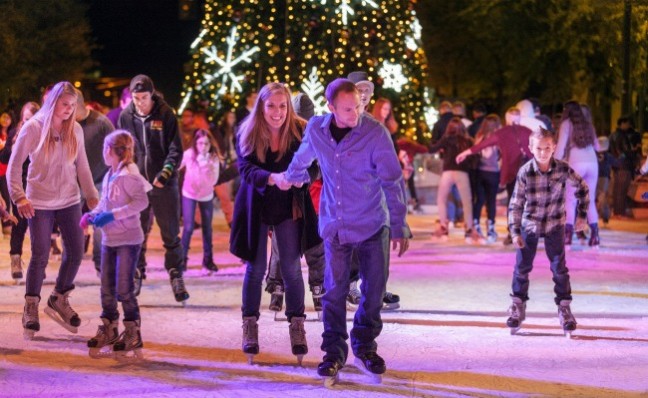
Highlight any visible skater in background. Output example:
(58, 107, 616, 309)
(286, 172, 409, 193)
(595, 136, 617, 225)
(0, 101, 39, 282)
(283, 78, 411, 384)
(82, 130, 151, 359)
(609, 116, 642, 217)
(179, 128, 220, 274)
(230, 82, 320, 364)
(118, 75, 188, 303)
(507, 128, 589, 337)
(554, 101, 600, 247)
(7, 81, 99, 339)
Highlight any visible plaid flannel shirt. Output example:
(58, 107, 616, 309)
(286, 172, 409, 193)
(508, 158, 589, 238)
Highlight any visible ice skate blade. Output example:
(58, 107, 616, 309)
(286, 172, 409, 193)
(353, 357, 383, 384)
(509, 326, 521, 335)
(13, 278, 23, 286)
(44, 307, 79, 334)
(114, 348, 144, 362)
(564, 331, 573, 339)
(323, 373, 339, 388)
(23, 329, 36, 341)
(382, 303, 400, 311)
(316, 311, 322, 322)
(89, 347, 115, 359)
(296, 354, 304, 366)
(245, 353, 256, 365)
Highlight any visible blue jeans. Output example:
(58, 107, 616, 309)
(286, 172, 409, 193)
(100, 244, 141, 321)
(321, 227, 389, 363)
(181, 196, 214, 265)
(26, 203, 84, 297)
(138, 180, 184, 276)
(242, 219, 304, 321)
(511, 226, 572, 305)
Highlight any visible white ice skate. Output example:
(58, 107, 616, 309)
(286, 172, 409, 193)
(44, 290, 81, 334)
(507, 297, 526, 335)
(88, 318, 119, 359)
(558, 300, 577, 339)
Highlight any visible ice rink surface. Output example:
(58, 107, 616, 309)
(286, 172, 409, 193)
(0, 211, 646, 397)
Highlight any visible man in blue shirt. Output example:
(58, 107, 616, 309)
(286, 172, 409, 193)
(281, 78, 411, 383)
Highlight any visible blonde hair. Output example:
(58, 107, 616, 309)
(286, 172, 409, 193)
(104, 129, 135, 170)
(33, 81, 78, 161)
(238, 82, 305, 163)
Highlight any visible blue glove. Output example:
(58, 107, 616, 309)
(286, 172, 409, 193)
(92, 212, 115, 227)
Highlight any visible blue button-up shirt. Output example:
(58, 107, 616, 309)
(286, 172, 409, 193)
(285, 113, 411, 244)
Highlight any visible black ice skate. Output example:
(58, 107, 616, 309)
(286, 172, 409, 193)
(169, 268, 189, 305)
(201, 259, 219, 276)
(88, 318, 119, 359)
(44, 290, 81, 334)
(507, 296, 526, 335)
(346, 280, 361, 310)
(288, 316, 308, 366)
(242, 316, 259, 364)
(353, 351, 386, 384)
(22, 295, 40, 340)
(318, 357, 344, 388)
(311, 285, 324, 321)
(269, 285, 285, 321)
(10, 255, 24, 284)
(113, 320, 144, 361)
(382, 291, 400, 311)
(558, 300, 577, 338)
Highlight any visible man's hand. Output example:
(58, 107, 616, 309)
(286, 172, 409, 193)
(391, 238, 409, 257)
(513, 236, 525, 249)
(16, 198, 35, 219)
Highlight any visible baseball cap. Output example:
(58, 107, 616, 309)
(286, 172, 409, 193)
(347, 71, 374, 91)
(130, 74, 155, 94)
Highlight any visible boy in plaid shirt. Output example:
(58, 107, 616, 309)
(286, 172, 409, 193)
(507, 128, 589, 336)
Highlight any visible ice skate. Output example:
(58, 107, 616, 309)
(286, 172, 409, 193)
(354, 352, 386, 384)
(288, 316, 308, 366)
(133, 268, 143, 297)
(311, 285, 324, 321)
(201, 259, 219, 276)
(113, 320, 144, 361)
(382, 291, 400, 311)
(22, 296, 40, 341)
(318, 358, 343, 388)
(588, 223, 600, 249)
(558, 300, 577, 338)
(87, 318, 119, 359)
(10, 254, 24, 284)
(506, 296, 526, 335)
(169, 268, 189, 306)
(431, 222, 449, 242)
(346, 280, 361, 310)
(44, 290, 81, 334)
(576, 230, 588, 245)
(242, 316, 259, 364)
(486, 220, 498, 244)
(269, 285, 286, 321)
(465, 226, 486, 245)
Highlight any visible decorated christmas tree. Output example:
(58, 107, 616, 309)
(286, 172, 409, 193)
(180, 0, 434, 141)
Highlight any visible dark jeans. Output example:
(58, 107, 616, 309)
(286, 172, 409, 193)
(321, 227, 389, 363)
(181, 196, 214, 265)
(9, 200, 28, 256)
(511, 226, 572, 305)
(612, 169, 632, 216)
(26, 203, 84, 297)
(138, 180, 184, 276)
(100, 244, 141, 321)
(82, 200, 102, 271)
(473, 170, 500, 223)
(266, 236, 324, 292)
(243, 219, 305, 321)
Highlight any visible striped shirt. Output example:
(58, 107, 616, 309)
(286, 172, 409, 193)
(508, 158, 589, 238)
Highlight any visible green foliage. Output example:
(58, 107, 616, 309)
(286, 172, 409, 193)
(0, 0, 93, 105)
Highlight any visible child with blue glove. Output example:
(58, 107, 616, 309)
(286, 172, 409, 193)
(81, 130, 152, 359)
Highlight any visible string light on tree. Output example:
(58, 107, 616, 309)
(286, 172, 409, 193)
(200, 26, 260, 94)
(300, 67, 328, 115)
(379, 61, 408, 92)
(311, 0, 378, 26)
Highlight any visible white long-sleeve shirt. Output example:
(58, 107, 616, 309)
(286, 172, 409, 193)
(7, 118, 98, 210)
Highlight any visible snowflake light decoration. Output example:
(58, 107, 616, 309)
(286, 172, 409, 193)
(200, 26, 260, 94)
(405, 36, 417, 51)
(379, 61, 408, 92)
(311, 0, 378, 26)
(411, 13, 422, 40)
(300, 67, 328, 115)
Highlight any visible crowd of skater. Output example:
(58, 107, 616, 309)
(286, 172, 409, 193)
(1, 71, 647, 386)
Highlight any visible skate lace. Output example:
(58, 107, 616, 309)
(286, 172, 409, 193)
(311, 285, 324, 298)
(242, 319, 258, 345)
(348, 287, 361, 302)
(508, 303, 520, 318)
(55, 293, 78, 321)
(25, 300, 38, 321)
(558, 305, 574, 322)
(171, 276, 187, 295)
(289, 318, 307, 346)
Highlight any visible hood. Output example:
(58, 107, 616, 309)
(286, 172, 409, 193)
(515, 100, 535, 118)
